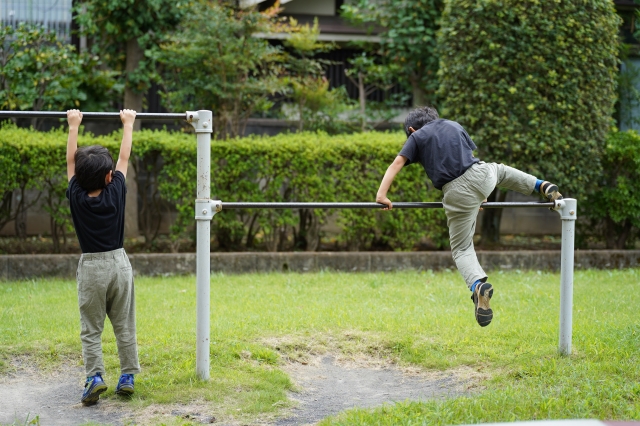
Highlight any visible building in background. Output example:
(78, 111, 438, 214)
(251, 0, 397, 103)
(616, 0, 640, 131)
(1, 0, 72, 41)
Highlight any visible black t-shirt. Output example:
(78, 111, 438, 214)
(398, 119, 480, 190)
(66, 171, 127, 253)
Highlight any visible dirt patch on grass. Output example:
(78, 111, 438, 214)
(0, 362, 135, 426)
(1, 345, 484, 426)
(273, 355, 481, 426)
(262, 332, 486, 425)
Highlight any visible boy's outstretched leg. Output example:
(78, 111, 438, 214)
(491, 165, 564, 202)
(471, 281, 493, 327)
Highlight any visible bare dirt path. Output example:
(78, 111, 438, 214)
(0, 356, 475, 426)
(0, 364, 134, 426)
(275, 355, 472, 426)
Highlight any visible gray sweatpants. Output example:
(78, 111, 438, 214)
(442, 162, 537, 288)
(76, 248, 140, 377)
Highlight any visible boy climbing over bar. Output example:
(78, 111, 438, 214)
(376, 106, 563, 327)
(66, 109, 140, 405)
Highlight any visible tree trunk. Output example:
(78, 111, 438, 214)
(0, 190, 13, 232)
(123, 37, 144, 238)
(605, 218, 632, 249)
(410, 74, 427, 107)
(245, 213, 259, 249)
(358, 72, 366, 132)
(298, 98, 305, 131)
(294, 209, 320, 251)
(14, 187, 27, 239)
(51, 216, 60, 253)
(480, 189, 507, 246)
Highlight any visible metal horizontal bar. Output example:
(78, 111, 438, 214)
(221, 201, 556, 210)
(0, 111, 187, 120)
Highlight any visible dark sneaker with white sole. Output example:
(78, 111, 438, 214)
(539, 181, 563, 201)
(472, 282, 494, 327)
(81, 373, 108, 406)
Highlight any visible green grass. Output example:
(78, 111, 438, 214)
(1, 269, 639, 424)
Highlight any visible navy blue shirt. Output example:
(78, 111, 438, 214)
(66, 171, 127, 253)
(398, 119, 480, 190)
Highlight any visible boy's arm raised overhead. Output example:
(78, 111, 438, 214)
(376, 155, 408, 210)
(66, 110, 83, 182)
(115, 109, 137, 179)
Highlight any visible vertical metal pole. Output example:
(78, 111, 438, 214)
(554, 198, 577, 355)
(189, 110, 213, 380)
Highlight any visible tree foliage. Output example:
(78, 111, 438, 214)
(437, 0, 620, 243)
(0, 24, 115, 128)
(345, 52, 408, 131)
(341, 0, 444, 105)
(158, 1, 283, 139)
(583, 129, 640, 249)
(75, 0, 186, 99)
(281, 18, 353, 133)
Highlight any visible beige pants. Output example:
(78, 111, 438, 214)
(442, 162, 537, 288)
(76, 248, 140, 377)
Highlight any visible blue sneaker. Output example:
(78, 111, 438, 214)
(81, 373, 108, 406)
(115, 374, 134, 396)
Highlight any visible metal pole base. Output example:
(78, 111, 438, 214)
(552, 198, 577, 356)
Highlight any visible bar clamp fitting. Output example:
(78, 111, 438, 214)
(186, 110, 213, 134)
(195, 199, 222, 220)
(551, 198, 577, 221)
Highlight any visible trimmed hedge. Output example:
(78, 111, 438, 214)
(582, 129, 640, 249)
(0, 125, 449, 252)
(438, 0, 620, 198)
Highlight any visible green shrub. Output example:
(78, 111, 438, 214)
(0, 125, 448, 252)
(438, 0, 619, 190)
(437, 0, 620, 242)
(0, 124, 77, 248)
(581, 129, 640, 249)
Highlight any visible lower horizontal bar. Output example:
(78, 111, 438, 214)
(221, 201, 555, 209)
(0, 111, 186, 120)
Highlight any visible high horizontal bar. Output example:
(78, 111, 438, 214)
(221, 201, 556, 209)
(0, 111, 187, 120)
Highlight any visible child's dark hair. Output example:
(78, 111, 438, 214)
(74, 145, 114, 191)
(404, 106, 440, 137)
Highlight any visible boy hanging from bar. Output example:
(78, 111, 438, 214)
(66, 109, 140, 405)
(376, 106, 563, 327)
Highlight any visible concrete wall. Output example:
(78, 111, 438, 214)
(2, 250, 639, 280)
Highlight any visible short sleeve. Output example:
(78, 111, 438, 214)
(111, 170, 127, 195)
(66, 176, 78, 200)
(398, 135, 418, 166)
(462, 129, 477, 151)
